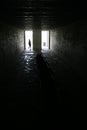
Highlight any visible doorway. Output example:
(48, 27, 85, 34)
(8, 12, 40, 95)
(41, 31, 50, 50)
(25, 31, 33, 50)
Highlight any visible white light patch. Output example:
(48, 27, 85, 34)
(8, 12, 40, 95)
(41, 31, 49, 50)
(25, 31, 33, 50)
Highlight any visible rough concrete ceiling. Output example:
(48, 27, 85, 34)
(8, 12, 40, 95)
(0, 0, 86, 29)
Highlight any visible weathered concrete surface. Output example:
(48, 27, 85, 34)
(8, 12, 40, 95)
(43, 19, 87, 125)
(56, 20, 87, 71)
(0, 48, 86, 128)
(50, 20, 87, 80)
(0, 21, 24, 68)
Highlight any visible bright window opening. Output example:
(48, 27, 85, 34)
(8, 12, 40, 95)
(25, 31, 33, 50)
(41, 31, 49, 50)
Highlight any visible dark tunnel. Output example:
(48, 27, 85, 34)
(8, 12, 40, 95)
(0, 0, 87, 129)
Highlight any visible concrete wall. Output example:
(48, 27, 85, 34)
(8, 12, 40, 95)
(50, 20, 87, 79)
(0, 21, 24, 66)
(47, 31, 49, 49)
(33, 29, 41, 51)
(50, 30, 57, 50)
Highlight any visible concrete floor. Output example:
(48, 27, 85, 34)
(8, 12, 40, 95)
(0, 50, 85, 128)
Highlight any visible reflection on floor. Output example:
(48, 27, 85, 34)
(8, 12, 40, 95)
(0, 50, 84, 128)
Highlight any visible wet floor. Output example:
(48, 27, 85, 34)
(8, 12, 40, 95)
(15, 51, 42, 128)
(0, 50, 85, 128)
(14, 50, 57, 128)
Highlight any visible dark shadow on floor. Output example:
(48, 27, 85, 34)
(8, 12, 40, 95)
(0, 51, 85, 128)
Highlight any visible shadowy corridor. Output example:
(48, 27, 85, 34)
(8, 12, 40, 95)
(0, 0, 87, 128)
